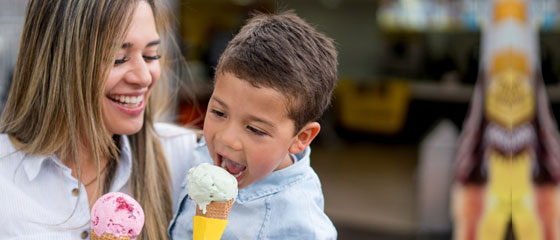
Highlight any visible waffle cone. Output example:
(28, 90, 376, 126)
(196, 199, 234, 220)
(90, 231, 132, 240)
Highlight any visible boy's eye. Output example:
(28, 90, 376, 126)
(114, 56, 129, 65)
(210, 109, 226, 118)
(143, 55, 161, 61)
(247, 126, 266, 136)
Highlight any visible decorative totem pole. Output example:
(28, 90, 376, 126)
(452, 0, 560, 239)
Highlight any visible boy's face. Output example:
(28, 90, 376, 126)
(203, 72, 298, 189)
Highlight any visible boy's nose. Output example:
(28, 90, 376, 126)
(124, 57, 152, 87)
(216, 126, 242, 151)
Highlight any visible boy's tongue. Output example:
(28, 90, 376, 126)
(223, 158, 246, 175)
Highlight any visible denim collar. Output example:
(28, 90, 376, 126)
(189, 137, 312, 203)
(236, 147, 311, 203)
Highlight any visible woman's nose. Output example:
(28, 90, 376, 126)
(124, 56, 152, 87)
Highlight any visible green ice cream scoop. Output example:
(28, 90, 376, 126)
(187, 163, 238, 214)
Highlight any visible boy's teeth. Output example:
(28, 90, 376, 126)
(220, 156, 246, 177)
(233, 171, 244, 178)
(221, 160, 244, 178)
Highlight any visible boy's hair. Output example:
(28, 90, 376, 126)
(215, 11, 338, 134)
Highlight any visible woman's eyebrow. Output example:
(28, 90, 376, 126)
(146, 39, 160, 47)
(120, 39, 160, 49)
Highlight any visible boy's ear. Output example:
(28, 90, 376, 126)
(289, 122, 321, 154)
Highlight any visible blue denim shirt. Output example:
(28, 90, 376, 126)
(169, 139, 337, 240)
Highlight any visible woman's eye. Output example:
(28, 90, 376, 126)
(247, 126, 266, 136)
(210, 109, 225, 118)
(114, 56, 129, 65)
(143, 55, 161, 61)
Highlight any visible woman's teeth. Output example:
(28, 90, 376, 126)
(109, 94, 143, 107)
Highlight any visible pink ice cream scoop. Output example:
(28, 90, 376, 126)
(90, 192, 145, 240)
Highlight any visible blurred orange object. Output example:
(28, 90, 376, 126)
(177, 101, 206, 129)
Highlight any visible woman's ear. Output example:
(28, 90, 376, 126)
(289, 122, 321, 154)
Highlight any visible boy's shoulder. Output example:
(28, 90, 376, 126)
(244, 168, 336, 239)
(267, 164, 323, 206)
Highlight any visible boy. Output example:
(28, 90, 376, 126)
(169, 11, 338, 239)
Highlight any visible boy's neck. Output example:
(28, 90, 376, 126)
(274, 153, 294, 171)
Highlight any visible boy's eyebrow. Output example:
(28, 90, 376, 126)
(212, 97, 276, 128)
(212, 97, 228, 109)
(121, 39, 160, 49)
(247, 115, 276, 129)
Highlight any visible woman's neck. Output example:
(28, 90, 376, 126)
(62, 140, 110, 209)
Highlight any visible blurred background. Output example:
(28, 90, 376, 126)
(2, 0, 560, 239)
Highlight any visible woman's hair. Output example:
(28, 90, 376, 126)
(0, 0, 180, 239)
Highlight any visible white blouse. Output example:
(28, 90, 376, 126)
(0, 123, 197, 239)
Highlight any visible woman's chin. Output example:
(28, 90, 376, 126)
(107, 120, 144, 136)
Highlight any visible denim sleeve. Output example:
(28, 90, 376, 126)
(168, 185, 193, 240)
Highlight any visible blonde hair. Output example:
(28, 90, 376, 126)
(0, 0, 180, 239)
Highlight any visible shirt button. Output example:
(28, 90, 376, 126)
(71, 188, 79, 196)
(81, 230, 88, 239)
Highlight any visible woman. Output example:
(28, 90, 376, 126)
(0, 0, 197, 239)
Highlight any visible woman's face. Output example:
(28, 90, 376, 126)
(103, 1, 161, 135)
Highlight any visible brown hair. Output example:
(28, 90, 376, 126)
(0, 0, 177, 239)
(215, 11, 338, 133)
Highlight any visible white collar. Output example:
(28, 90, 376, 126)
(21, 134, 133, 189)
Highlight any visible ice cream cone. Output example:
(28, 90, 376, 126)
(90, 192, 144, 240)
(193, 199, 234, 240)
(90, 231, 131, 240)
(192, 199, 234, 240)
(188, 163, 238, 240)
(195, 199, 234, 220)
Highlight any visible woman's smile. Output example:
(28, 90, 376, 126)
(107, 93, 146, 116)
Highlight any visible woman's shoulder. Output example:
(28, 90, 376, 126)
(0, 133, 20, 156)
(154, 122, 201, 140)
(153, 122, 200, 156)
